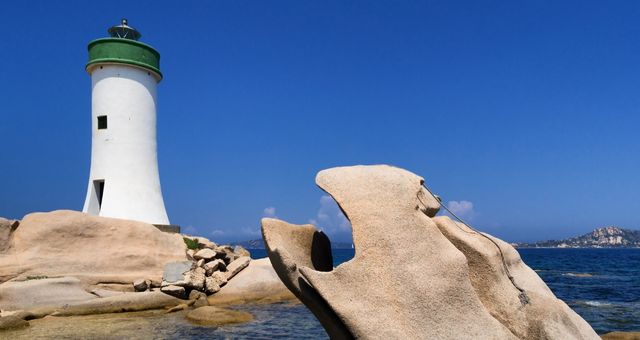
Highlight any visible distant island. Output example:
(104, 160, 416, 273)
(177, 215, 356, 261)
(234, 239, 353, 250)
(514, 226, 640, 248)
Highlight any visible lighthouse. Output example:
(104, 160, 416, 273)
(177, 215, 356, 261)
(82, 19, 171, 227)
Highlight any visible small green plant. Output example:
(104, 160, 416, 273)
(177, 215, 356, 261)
(183, 237, 199, 250)
(26, 275, 48, 281)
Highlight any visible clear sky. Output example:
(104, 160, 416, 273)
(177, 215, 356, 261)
(1, 1, 639, 243)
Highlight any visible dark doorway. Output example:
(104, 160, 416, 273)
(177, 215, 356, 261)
(94, 180, 105, 209)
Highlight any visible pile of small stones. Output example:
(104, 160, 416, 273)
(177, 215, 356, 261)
(132, 236, 251, 303)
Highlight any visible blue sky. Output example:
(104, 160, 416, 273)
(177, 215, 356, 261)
(1, 1, 639, 243)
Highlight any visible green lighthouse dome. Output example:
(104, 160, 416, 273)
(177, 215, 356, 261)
(86, 19, 162, 80)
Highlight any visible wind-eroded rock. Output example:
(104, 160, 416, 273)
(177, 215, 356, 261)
(262, 165, 599, 339)
(0, 210, 187, 285)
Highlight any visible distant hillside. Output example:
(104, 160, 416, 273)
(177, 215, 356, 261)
(234, 238, 353, 250)
(515, 226, 640, 248)
(234, 239, 265, 249)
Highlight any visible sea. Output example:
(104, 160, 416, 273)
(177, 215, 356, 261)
(5, 248, 638, 339)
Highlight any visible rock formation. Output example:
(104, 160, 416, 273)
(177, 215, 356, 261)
(207, 257, 295, 306)
(0, 210, 187, 284)
(0, 210, 257, 327)
(159, 237, 252, 299)
(262, 165, 599, 339)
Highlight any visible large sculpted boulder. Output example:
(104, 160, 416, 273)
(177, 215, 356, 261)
(262, 165, 598, 339)
(0, 210, 187, 285)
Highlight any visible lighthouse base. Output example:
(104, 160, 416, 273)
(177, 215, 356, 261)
(153, 224, 181, 234)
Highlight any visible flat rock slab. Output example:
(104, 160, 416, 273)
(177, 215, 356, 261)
(193, 248, 216, 261)
(0, 277, 97, 311)
(50, 291, 185, 317)
(224, 257, 250, 280)
(162, 261, 193, 283)
(208, 257, 295, 306)
(160, 285, 186, 299)
(185, 306, 253, 326)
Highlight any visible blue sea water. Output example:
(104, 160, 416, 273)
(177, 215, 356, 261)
(249, 248, 640, 336)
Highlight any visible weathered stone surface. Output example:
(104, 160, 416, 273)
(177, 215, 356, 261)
(193, 248, 216, 261)
(196, 259, 205, 268)
(184, 267, 206, 290)
(262, 165, 599, 340)
(203, 259, 225, 275)
(433, 215, 598, 339)
(92, 282, 135, 293)
(50, 291, 186, 316)
(208, 257, 295, 306)
(90, 288, 126, 298)
(0, 217, 19, 253)
(0, 210, 187, 285)
(224, 257, 250, 280)
(160, 285, 186, 299)
(162, 261, 193, 284)
(215, 246, 236, 263)
(189, 290, 209, 308)
(210, 271, 228, 287)
(189, 290, 209, 307)
(186, 306, 253, 326)
(0, 277, 97, 311)
(233, 245, 251, 258)
(204, 277, 221, 294)
(132, 279, 148, 292)
(0, 315, 29, 330)
(197, 238, 217, 250)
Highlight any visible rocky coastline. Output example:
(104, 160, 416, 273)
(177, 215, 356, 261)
(513, 227, 640, 248)
(0, 211, 294, 332)
(1, 166, 637, 339)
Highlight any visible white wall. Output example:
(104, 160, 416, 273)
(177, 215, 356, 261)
(82, 64, 170, 225)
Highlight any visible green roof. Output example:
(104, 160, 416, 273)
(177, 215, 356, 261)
(86, 38, 162, 80)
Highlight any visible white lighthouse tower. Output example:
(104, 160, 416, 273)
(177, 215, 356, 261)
(82, 19, 171, 227)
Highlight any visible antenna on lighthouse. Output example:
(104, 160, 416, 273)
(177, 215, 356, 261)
(108, 18, 141, 41)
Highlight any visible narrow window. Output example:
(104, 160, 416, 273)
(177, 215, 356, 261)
(94, 180, 105, 207)
(97, 115, 108, 129)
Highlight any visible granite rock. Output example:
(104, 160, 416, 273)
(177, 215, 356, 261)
(132, 279, 149, 292)
(0, 210, 187, 285)
(262, 165, 598, 340)
(204, 277, 221, 294)
(225, 257, 251, 280)
(193, 248, 216, 261)
(160, 285, 186, 299)
(161, 261, 193, 286)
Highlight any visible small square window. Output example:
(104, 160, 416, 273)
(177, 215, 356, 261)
(97, 115, 107, 130)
